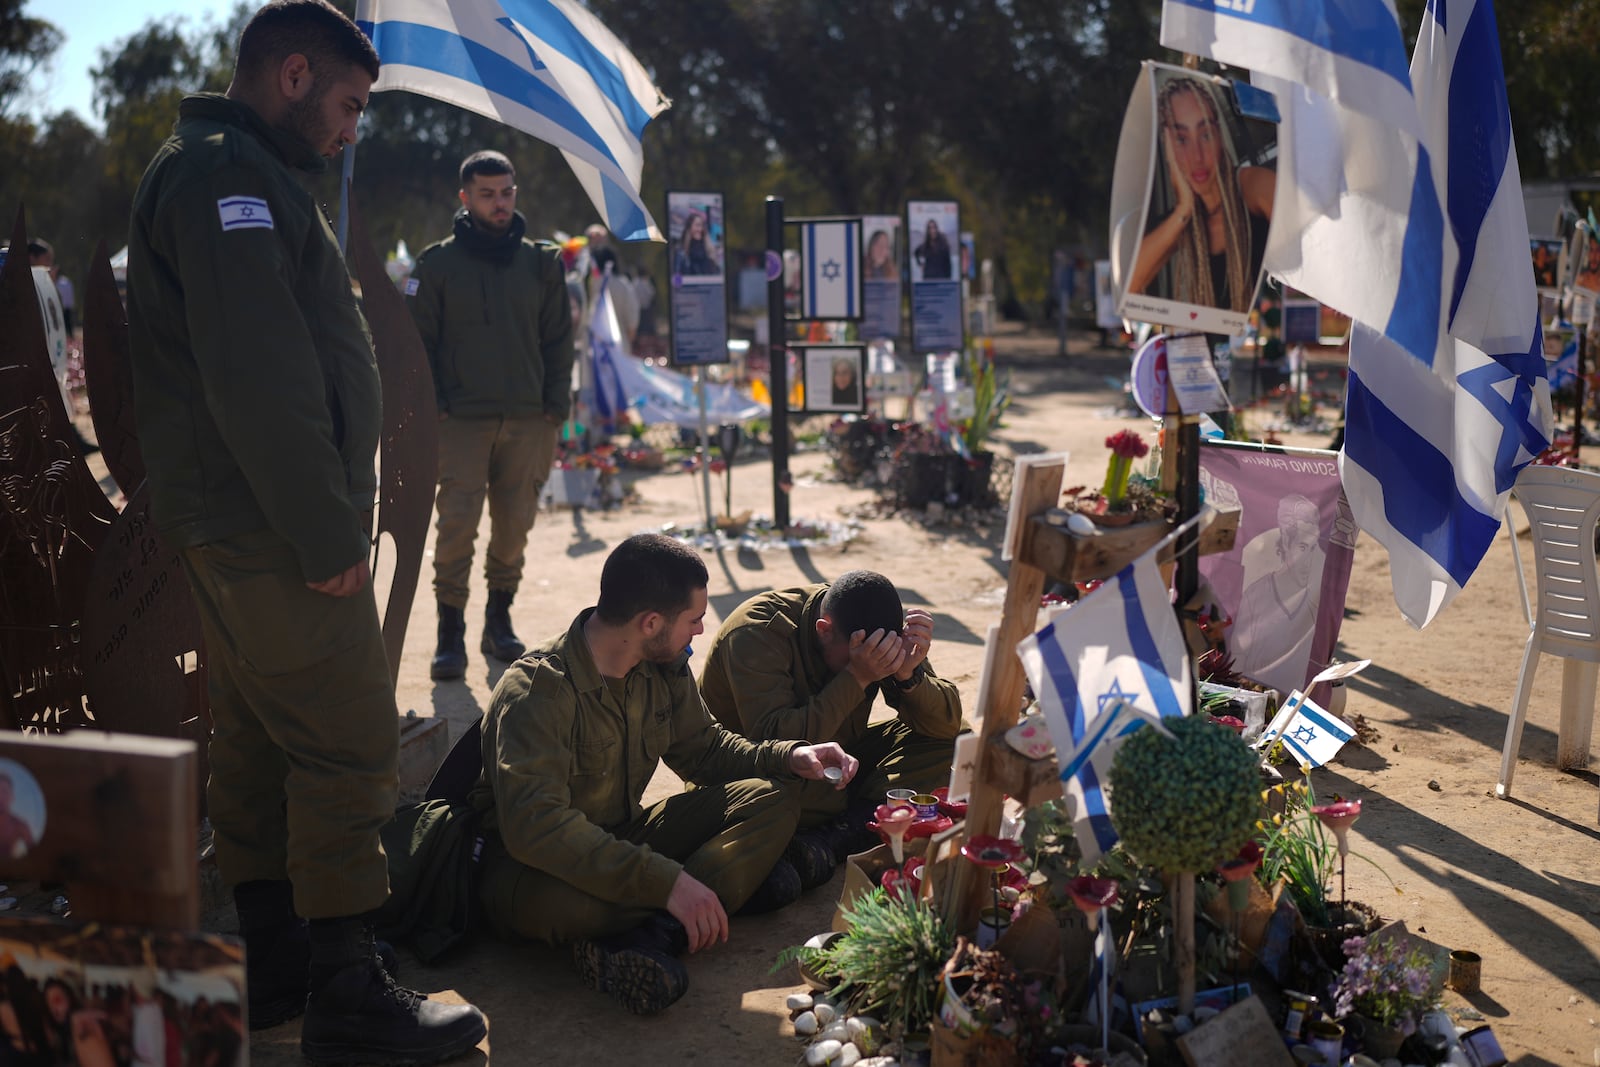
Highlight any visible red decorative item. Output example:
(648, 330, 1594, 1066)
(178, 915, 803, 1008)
(960, 835, 1024, 869)
(1066, 875, 1121, 920)
(1217, 839, 1263, 882)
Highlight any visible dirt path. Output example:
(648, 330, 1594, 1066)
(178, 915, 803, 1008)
(244, 327, 1598, 1066)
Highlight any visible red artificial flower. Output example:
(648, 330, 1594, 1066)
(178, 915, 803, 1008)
(960, 835, 1024, 870)
(1209, 714, 1246, 734)
(1312, 799, 1362, 833)
(1217, 840, 1263, 882)
(1066, 875, 1120, 916)
(710, 459, 727, 474)
(1104, 429, 1149, 460)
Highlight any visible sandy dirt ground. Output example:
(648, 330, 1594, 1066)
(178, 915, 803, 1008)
(243, 326, 1600, 1066)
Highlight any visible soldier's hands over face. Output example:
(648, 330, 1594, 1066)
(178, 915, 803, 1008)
(895, 610, 934, 681)
(846, 627, 907, 689)
(666, 871, 728, 952)
(306, 559, 370, 597)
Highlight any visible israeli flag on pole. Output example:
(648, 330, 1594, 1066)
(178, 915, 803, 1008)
(800, 220, 862, 320)
(1256, 689, 1354, 768)
(1160, 0, 1445, 366)
(1017, 551, 1190, 863)
(1341, 0, 1552, 627)
(355, 0, 670, 242)
(587, 271, 629, 428)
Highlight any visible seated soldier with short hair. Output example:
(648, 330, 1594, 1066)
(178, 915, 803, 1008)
(468, 534, 856, 1015)
(699, 571, 964, 888)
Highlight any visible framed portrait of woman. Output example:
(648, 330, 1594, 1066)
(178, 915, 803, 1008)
(795, 344, 867, 414)
(1111, 62, 1279, 334)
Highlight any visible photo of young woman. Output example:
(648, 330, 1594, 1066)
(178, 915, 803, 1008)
(1129, 72, 1275, 316)
(865, 229, 899, 280)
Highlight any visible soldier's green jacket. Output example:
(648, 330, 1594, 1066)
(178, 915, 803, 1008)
(699, 584, 965, 746)
(406, 213, 575, 420)
(468, 610, 804, 909)
(126, 94, 377, 583)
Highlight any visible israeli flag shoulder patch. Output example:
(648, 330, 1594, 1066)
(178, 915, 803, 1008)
(218, 196, 273, 232)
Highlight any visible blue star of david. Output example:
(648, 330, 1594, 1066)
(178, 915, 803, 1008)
(1291, 724, 1319, 745)
(1097, 679, 1138, 717)
(1457, 337, 1550, 495)
(821, 259, 841, 282)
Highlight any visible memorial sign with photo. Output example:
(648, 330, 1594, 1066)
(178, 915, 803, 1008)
(1529, 235, 1564, 294)
(907, 200, 963, 352)
(862, 215, 903, 341)
(1110, 62, 1279, 333)
(795, 345, 867, 414)
(666, 190, 729, 366)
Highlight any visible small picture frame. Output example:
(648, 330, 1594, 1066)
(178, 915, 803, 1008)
(796, 344, 867, 414)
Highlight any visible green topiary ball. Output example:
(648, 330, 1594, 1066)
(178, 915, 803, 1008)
(1109, 714, 1260, 872)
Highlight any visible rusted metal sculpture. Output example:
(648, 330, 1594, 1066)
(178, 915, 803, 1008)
(0, 209, 117, 731)
(76, 243, 208, 759)
(346, 196, 439, 684)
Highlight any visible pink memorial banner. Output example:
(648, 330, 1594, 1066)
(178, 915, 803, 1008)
(1197, 441, 1358, 706)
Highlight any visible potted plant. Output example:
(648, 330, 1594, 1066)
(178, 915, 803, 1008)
(956, 351, 1010, 507)
(1332, 933, 1444, 1057)
(1258, 776, 1392, 970)
(1065, 430, 1171, 527)
(1109, 714, 1262, 1014)
(777, 887, 954, 1044)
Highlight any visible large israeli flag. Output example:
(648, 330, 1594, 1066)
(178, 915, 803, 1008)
(355, 0, 670, 242)
(1017, 551, 1190, 864)
(800, 220, 862, 320)
(587, 271, 629, 428)
(1341, 0, 1551, 627)
(1161, 0, 1444, 366)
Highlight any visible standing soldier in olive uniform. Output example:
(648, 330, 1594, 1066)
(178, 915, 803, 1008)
(406, 150, 574, 680)
(124, 2, 485, 1061)
(699, 572, 965, 889)
(471, 534, 857, 1014)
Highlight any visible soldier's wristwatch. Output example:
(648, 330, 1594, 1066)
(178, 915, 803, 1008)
(887, 665, 926, 692)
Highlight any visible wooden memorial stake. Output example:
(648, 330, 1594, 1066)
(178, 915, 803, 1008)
(0, 732, 199, 930)
(942, 456, 1065, 933)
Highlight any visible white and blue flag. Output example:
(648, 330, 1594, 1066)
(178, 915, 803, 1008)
(587, 271, 629, 429)
(1161, 0, 1444, 366)
(800, 220, 862, 320)
(1341, 0, 1551, 627)
(1256, 689, 1354, 768)
(1017, 550, 1190, 864)
(355, 0, 670, 242)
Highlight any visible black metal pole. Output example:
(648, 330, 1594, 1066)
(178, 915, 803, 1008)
(766, 195, 791, 529)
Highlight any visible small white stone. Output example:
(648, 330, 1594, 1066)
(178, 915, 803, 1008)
(794, 1010, 818, 1037)
(837, 1044, 861, 1067)
(848, 1018, 882, 1053)
(806, 1039, 843, 1066)
(813, 1002, 837, 1026)
(787, 993, 814, 1012)
(819, 1022, 850, 1044)
(1066, 512, 1096, 536)
(857, 1058, 898, 1067)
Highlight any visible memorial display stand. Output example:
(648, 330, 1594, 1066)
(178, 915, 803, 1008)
(939, 450, 1239, 939)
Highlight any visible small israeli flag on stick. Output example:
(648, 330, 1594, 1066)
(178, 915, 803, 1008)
(1256, 689, 1354, 768)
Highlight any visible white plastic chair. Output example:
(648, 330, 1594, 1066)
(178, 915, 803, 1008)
(1498, 465, 1600, 810)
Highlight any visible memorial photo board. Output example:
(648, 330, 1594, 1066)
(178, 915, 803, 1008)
(666, 190, 729, 366)
(907, 200, 963, 352)
(795, 345, 867, 414)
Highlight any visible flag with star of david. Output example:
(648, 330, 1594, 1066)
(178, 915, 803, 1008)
(1338, 0, 1552, 628)
(1256, 689, 1353, 769)
(799, 220, 862, 320)
(1017, 550, 1190, 864)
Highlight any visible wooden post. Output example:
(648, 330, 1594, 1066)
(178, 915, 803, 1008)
(0, 732, 199, 929)
(1175, 871, 1197, 1016)
(943, 458, 1065, 934)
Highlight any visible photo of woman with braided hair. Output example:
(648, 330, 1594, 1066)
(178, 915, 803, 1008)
(1128, 70, 1275, 317)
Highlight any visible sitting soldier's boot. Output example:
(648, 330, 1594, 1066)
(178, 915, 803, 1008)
(480, 589, 525, 662)
(782, 832, 839, 891)
(301, 917, 486, 1066)
(572, 922, 690, 1015)
(431, 603, 468, 681)
(235, 879, 310, 1030)
(736, 858, 804, 915)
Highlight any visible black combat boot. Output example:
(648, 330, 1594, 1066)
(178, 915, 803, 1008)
(571, 921, 689, 1015)
(235, 880, 310, 1030)
(782, 832, 840, 891)
(736, 857, 804, 914)
(431, 603, 467, 681)
(480, 589, 525, 662)
(302, 918, 486, 1066)
(236, 882, 402, 1032)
